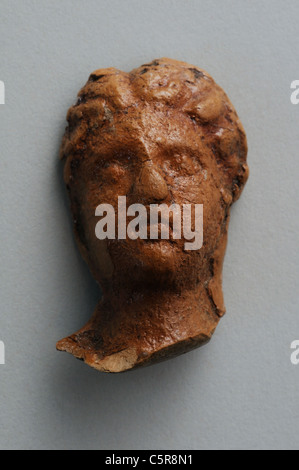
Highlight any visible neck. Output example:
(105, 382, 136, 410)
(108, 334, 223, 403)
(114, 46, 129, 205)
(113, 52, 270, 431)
(57, 281, 222, 372)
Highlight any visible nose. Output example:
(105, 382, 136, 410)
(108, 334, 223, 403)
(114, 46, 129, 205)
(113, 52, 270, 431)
(132, 161, 169, 202)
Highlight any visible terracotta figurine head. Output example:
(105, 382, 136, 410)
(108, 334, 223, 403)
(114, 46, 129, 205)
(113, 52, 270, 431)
(57, 58, 249, 372)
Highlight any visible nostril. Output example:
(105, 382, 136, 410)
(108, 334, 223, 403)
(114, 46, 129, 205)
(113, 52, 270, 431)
(132, 162, 169, 202)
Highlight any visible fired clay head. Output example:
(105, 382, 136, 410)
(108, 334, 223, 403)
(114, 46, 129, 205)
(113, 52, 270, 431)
(57, 58, 249, 372)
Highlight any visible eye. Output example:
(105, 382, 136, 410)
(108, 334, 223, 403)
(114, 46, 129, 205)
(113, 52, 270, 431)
(101, 162, 127, 184)
(163, 154, 202, 177)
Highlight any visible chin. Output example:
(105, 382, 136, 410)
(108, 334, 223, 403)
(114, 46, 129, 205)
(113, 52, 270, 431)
(112, 239, 180, 286)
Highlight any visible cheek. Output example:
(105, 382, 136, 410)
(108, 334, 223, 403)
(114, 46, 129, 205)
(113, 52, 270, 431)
(200, 180, 227, 250)
(170, 174, 209, 203)
(85, 168, 133, 208)
(77, 168, 136, 248)
(170, 175, 225, 244)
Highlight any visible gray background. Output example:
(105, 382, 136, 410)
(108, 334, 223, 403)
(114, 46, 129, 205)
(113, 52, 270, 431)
(0, 0, 298, 450)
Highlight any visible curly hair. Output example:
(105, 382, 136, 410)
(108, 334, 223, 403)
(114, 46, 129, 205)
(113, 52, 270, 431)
(61, 58, 248, 202)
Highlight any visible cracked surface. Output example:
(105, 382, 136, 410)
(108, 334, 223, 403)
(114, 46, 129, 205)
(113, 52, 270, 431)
(57, 58, 249, 373)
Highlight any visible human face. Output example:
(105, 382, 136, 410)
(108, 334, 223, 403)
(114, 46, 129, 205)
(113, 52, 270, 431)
(68, 107, 226, 288)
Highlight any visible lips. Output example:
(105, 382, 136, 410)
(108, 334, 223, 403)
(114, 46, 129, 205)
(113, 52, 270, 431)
(148, 222, 173, 240)
(126, 222, 173, 241)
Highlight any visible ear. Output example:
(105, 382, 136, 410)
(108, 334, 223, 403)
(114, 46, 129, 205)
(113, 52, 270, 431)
(231, 163, 249, 202)
(213, 119, 249, 203)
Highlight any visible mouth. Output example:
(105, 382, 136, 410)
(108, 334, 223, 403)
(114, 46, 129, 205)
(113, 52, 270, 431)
(125, 205, 176, 242)
(126, 222, 174, 242)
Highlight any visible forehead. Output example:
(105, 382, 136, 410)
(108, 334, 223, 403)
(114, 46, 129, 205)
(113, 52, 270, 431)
(90, 105, 208, 162)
